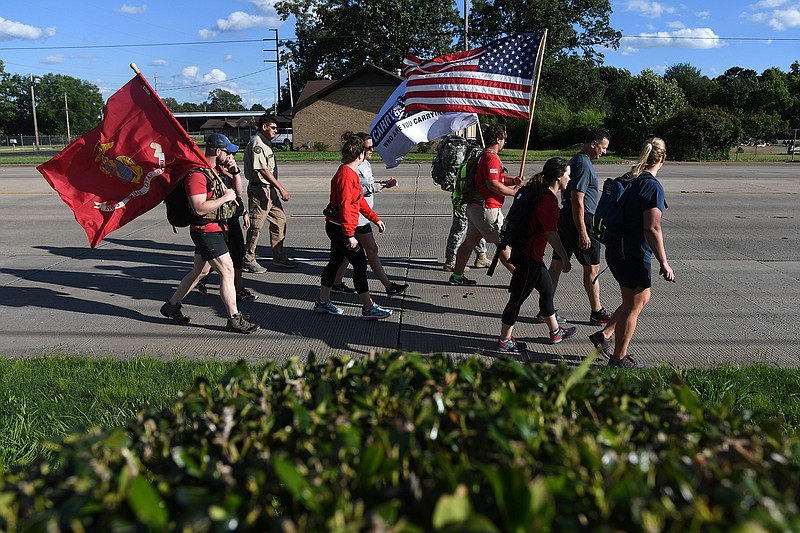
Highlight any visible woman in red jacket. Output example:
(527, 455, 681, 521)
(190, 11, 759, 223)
(314, 132, 393, 320)
(498, 157, 576, 352)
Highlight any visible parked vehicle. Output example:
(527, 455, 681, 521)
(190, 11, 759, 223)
(272, 129, 293, 150)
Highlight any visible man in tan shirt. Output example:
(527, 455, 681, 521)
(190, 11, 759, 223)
(242, 113, 296, 271)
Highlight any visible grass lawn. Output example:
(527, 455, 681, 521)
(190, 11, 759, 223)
(1, 356, 798, 471)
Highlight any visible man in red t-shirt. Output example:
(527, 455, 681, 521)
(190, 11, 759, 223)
(160, 133, 259, 334)
(448, 124, 522, 286)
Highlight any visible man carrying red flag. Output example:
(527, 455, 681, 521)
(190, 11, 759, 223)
(159, 133, 259, 335)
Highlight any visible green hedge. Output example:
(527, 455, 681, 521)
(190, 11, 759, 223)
(2, 353, 798, 531)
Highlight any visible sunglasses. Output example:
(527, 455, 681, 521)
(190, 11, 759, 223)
(365, 146, 375, 151)
(221, 149, 234, 155)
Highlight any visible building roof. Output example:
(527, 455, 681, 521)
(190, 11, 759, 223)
(289, 64, 403, 115)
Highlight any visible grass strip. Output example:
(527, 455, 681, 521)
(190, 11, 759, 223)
(1, 356, 798, 471)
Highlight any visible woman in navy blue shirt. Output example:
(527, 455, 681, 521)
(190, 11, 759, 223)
(601, 137, 675, 369)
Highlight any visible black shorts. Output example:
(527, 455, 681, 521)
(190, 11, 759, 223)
(552, 211, 601, 266)
(354, 224, 373, 235)
(190, 231, 229, 261)
(606, 248, 652, 289)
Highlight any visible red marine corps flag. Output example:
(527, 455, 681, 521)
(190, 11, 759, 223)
(37, 65, 207, 248)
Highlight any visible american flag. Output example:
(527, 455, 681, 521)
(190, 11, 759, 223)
(402, 33, 543, 119)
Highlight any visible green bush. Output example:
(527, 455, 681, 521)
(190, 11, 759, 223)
(655, 107, 742, 161)
(1, 354, 798, 532)
(415, 141, 434, 153)
(312, 141, 329, 152)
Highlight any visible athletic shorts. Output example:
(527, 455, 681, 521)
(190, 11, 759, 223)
(191, 230, 229, 261)
(552, 211, 601, 266)
(355, 224, 373, 235)
(606, 248, 652, 289)
(465, 203, 503, 244)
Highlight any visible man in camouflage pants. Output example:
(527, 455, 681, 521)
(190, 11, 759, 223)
(443, 204, 490, 272)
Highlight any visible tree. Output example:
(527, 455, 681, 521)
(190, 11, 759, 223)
(276, 0, 461, 92)
(161, 97, 182, 112)
(32, 74, 104, 136)
(207, 89, 244, 111)
(664, 63, 714, 108)
(250, 103, 266, 112)
(469, 0, 621, 64)
(713, 67, 759, 115)
(655, 107, 741, 161)
(607, 69, 687, 154)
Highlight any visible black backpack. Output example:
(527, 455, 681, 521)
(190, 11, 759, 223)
(591, 172, 636, 244)
(431, 135, 482, 192)
(500, 182, 540, 250)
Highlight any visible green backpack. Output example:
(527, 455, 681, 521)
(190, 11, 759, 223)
(451, 148, 485, 209)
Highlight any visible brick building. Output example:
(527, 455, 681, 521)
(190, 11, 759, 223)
(290, 64, 402, 151)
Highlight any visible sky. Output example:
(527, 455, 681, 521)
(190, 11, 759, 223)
(2, 0, 800, 108)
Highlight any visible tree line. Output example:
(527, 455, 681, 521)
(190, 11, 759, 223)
(3, 0, 800, 159)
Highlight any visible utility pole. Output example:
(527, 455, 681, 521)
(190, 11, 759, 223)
(64, 92, 71, 144)
(286, 57, 294, 108)
(264, 29, 280, 110)
(154, 72, 159, 93)
(464, 0, 469, 51)
(29, 74, 41, 150)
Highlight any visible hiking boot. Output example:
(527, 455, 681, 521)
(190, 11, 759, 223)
(608, 355, 644, 369)
(196, 275, 209, 294)
(314, 299, 343, 315)
(550, 326, 577, 344)
(361, 303, 392, 321)
(242, 261, 268, 274)
(448, 274, 477, 286)
(497, 336, 525, 353)
(226, 313, 259, 334)
(160, 299, 190, 325)
(588, 330, 613, 358)
(473, 252, 492, 268)
(237, 288, 258, 302)
(590, 307, 613, 326)
(331, 282, 356, 294)
(533, 310, 568, 324)
(443, 261, 469, 273)
(273, 258, 298, 269)
(386, 282, 409, 296)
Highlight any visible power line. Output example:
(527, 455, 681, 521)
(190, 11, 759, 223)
(622, 35, 800, 42)
(158, 67, 274, 91)
(0, 38, 266, 51)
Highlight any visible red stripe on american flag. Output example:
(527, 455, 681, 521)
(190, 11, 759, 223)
(405, 90, 530, 106)
(406, 76, 530, 93)
(405, 102, 529, 119)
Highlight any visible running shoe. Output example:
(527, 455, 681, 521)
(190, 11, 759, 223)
(331, 282, 356, 294)
(314, 299, 343, 315)
(497, 336, 525, 353)
(550, 326, 577, 344)
(196, 275, 208, 294)
(448, 274, 477, 286)
(532, 310, 568, 324)
(608, 355, 644, 369)
(588, 330, 613, 358)
(237, 289, 258, 302)
(386, 282, 409, 296)
(590, 307, 613, 326)
(242, 261, 268, 274)
(361, 303, 392, 320)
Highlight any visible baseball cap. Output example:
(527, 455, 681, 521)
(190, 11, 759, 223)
(206, 133, 238, 153)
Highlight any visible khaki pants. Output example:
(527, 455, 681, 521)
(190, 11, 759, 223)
(245, 184, 287, 263)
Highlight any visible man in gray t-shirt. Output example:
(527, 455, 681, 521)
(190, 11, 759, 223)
(544, 127, 613, 328)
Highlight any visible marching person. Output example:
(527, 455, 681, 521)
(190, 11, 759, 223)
(332, 132, 408, 296)
(314, 131, 393, 320)
(498, 158, 577, 353)
(160, 136, 259, 334)
(242, 113, 296, 273)
(590, 137, 675, 369)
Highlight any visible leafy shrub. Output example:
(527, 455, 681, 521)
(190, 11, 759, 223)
(312, 141, 329, 152)
(1, 354, 798, 532)
(655, 106, 742, 161)
(415, 141, 434, 153)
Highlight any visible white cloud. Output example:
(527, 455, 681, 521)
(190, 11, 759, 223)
(621, 27, 724, 55)
(695, 11, 710, 19)
(750, 0, 788, 8)
(119, 4, 148, 14)
(198, 1, 280, 38)
(623, 0, 676, 18)
(745, 4, 800, 30)
(666, 20, 686, 29)
(180, 66, 228, 84)
(0, 17, 55, 41)
(223, 54, 235, 62)
(41, 54, 64, 64)
(150, 59, 169, 67)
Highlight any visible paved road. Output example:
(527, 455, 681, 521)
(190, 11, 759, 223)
(1, 161, 798, 367)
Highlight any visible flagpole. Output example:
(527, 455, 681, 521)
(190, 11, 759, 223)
(518, 29, 547, 179)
